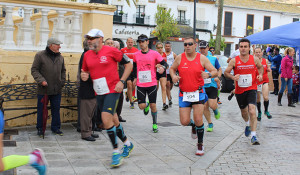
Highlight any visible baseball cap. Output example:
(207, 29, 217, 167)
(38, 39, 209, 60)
(137, 34, 148, 42)
(84, 29, 104, 38)
(199, 40, 208, 48)
(47, 38, 62, 45)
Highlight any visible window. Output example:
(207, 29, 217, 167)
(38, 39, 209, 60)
(148, 0, 155, 2)
(136, 5, 145, 24)
(178, 10, 186, 24)
(1, 7, 5, 17)
(114, 5, 123, 16)
(224, 11, 232, 36)
(224, 43, 231, 57)
(246, 14, 254, 36)
(293, 18, 299, 22)
(263, 16, 271, 30)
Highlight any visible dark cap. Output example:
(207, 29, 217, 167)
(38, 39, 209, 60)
(137, 34, 148, 42)
(199, 40, 208, 48)
(47, 38, 63, 46)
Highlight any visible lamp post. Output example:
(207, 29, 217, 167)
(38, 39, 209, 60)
(193, 0, 196, 39)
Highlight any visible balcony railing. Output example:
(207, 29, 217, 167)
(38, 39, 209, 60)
(113, 14, 128, 23)
(177, 19, 190, 25)
(196, 20, 209, 30)
(133, 15, 150, 25)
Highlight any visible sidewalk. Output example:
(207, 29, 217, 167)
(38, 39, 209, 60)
(3, 87, 300, 174)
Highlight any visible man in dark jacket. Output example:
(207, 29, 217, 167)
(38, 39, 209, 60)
(31, 38, 66, 137)
(268, 48, 282, 95)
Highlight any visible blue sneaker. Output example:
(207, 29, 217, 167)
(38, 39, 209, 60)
(111, 152, 123, 167)
(244, 126, 251, 137)
(251, 136, 260, 145)
(122, 142, 134, 158)
(30, 148, 47, 175)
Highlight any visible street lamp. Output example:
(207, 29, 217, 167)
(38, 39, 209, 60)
(193, 0, 197, 39)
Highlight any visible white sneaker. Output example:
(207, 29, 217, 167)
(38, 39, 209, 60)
(195, 143, 204, 156)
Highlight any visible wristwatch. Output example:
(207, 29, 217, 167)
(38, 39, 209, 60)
(120, 80, 125, 85)
(208, 72, 212, 78)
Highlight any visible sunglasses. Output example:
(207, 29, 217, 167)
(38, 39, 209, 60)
(210, 50, 215, 52)
(156, 47, 163, 49)
(87, 37, 100, 40)
(184, 42, 194, 46)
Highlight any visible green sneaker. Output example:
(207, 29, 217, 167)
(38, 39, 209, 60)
(264, 111, 272, 119)
(130, 103, 134, 109)
(143, 102, 150, 115)
(153, 124, 158, 133)
(213, 109, 220, 120)
(206, 123, 213, 132)
(257, 112, 262, 121)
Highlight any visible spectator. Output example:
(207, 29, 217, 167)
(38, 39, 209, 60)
(31, 38, 66, 137)
(267, 48, 282, 95)
(292, 65, 299, 104)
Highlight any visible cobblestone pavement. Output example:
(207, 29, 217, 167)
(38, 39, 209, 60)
(2, 87, 300, 175)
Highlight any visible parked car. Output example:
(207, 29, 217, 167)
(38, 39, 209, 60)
(215, 55, 235, 93)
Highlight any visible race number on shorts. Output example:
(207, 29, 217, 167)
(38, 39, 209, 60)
(183, 90, 199, 102)
(93, 77, 110, 95)
(238, 74, 252, 87)
(139, 70, 152, 83)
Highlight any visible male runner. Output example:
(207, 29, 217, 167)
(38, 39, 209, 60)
(199, 41, 222, 132)
(224, 38, 263, 145)
(170, 37, 217, 156)
(165, 41, 177, 107)
(121, 38, 139, 109)
(81, 29, 133, 167)
(133, 34, 169, 133)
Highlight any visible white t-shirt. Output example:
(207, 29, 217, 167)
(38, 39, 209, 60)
(166, 51, 175, 74)
(230, 49, 240, 59)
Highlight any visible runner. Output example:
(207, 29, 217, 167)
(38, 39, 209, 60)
(199, 41, 222, 132)
(155, 42, 168, 110)
(169, 37, 217, 156)
(209, 46, 222, 105)
(165, 41, 177, 107)
(81, 29, 134, 167)
(254, 47, 272, 121)
(224, 38, 264, 145)
(133, 34, 169, 133)
(121, 38, 139, 109)
(0, 97, 47, 175)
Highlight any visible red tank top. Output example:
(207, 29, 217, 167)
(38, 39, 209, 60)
(257, 58, 269, 85)
(178, 53, 204, 93)
(234, 55, 257, 94)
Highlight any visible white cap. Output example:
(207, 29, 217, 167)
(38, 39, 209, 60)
(84, 29, 104, 38)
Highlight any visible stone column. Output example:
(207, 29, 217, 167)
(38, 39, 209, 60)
(38, 9, 50, 48)
(20, 7, 34, 49)
(2, 6, 16, 49)
(69, 12, 82, 51)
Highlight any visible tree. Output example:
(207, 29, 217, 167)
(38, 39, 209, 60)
(215, 0, 224, 55)
(153, 6, 180, 43)
(209, 36, 226, 51)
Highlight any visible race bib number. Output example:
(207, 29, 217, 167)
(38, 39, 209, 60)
(183, 90, 199, 102)
(93, 77, 110, 95)
(238, 74, 252, 87)
(257, 84, 262, 92)
(204, 78, 212, 84)
(139, 70, 152, 83)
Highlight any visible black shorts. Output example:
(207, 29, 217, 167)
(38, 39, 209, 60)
(204, 87, 218, 99)
(235, 90, 257, 109)
(126, 72, 135, 82)
(137, 85, 157, 104)
(96, 93, 120, 115)
(167, 74, 173, 83)
(156, 70, 167, 80)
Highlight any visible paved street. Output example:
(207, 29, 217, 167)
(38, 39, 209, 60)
(2, 86, 300, 175)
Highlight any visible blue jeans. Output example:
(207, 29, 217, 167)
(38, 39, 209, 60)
(279, 78, 293, 94)
(37, 94, 61, 131)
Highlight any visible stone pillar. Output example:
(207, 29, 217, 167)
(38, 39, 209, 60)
(56, 10, 67, 50)
(38, 9, 50, 48)
(20, 7, 34, 49)
(2, 6, 16, 49)
(69, 12, 82, 51)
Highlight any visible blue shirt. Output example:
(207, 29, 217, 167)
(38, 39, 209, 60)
(0, 110, 4, 134)
(204, 55, 220, 88)
(268, 54, 282, 71)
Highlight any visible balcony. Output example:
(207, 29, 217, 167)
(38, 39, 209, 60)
(113, 13, 128, 23)
(196, 20, 209, 30)
(134, 15, 150, 25)
(177, 19, 190, 25)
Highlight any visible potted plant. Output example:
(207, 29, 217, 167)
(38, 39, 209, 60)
(119, 10, 124, 16)
(141, 12, 145, 17)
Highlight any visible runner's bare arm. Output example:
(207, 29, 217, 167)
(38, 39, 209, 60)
(170, 54, 181, 83)
(225, 58, 238, 81)
(255, 57, 264, 81)
(200, 55, 217, 79)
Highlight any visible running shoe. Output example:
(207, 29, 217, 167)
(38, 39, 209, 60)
(228, 93, 234, 101)
(125, 92, 129, 102)
(30, 148, 48, 175)
(130, 103, 134, 109)
(143, 102, 150, 115)
(214, 109, 220, 120)
(251, 136, 260, 145)
(169, 100, 173, 106)
(153, 124, 158, 133)
(206, 123, 213, 132)
(257, 112, 262, 121)
(191, 126, 197, 139)
(111, 152, 123, 167)
(244, 126, 251, 137)
(162, 103, 168, 110)
(195, 143, 204, 156)
(264, 111, 272, 119)
(217, 100, 222, 104)
(132, 96, 138, 102)
(122, 142, 134, 158)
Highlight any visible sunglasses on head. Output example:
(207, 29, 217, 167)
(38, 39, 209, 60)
(87, 37, 100, 40)
(184, 42, 194, 46)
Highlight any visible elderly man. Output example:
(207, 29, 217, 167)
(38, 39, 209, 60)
(31, 38, 66, 137)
